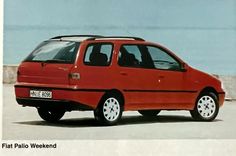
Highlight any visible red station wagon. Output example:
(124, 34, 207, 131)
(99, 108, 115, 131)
(14, 35, 225, 125)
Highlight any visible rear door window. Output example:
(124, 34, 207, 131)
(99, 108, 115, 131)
(84, 43, 113, 66)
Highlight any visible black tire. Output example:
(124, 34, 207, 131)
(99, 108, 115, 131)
(190, 92, 219, 121)
(37, 107, 65, 122)
(94, 93, 123, 126)
(138, 110, 161, 117)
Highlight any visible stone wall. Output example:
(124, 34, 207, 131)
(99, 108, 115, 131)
(218, 75, 236, 100)
(3, 65, 18, 84)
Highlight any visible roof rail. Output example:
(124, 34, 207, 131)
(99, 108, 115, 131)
(87, 36, 145, 41)
(51, 35, 104, 39)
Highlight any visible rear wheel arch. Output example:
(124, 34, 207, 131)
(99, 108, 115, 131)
(94, 89, 124, 125)
(97, 89, 125, 109)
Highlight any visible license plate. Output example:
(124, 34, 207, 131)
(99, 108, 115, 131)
(30, 90, 52, 99)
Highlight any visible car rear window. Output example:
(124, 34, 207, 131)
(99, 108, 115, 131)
(24, 41, 80, 64)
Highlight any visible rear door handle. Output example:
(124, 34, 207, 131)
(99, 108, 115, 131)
(120, 71, 128, 76)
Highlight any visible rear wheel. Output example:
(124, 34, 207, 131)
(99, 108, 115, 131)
(94, 94, 123, 126)
(138, 110, 161, 117)
(190, 92, 219, 121)
(37, 107, 65, 122)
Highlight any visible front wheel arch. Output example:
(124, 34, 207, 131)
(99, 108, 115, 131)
(190, 91, 219, 121)
(199, 87, 219, 101)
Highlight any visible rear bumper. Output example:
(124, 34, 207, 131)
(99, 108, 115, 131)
(16, 97, 93, 111)
(15, 83, 106, 110)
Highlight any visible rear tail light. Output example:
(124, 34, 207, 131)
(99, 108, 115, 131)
(69, 73, 80, 80)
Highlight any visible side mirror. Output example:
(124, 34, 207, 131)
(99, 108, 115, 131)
(180, 63, 187, 72)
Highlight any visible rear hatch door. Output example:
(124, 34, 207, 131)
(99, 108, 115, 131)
(18, 40, 80, 85)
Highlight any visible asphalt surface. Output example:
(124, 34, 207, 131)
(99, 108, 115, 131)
(2, 84, 236, 140)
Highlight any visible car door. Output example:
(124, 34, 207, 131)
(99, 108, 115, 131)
(117, 44, 160, 110)
(146, 45, 194, 109)
(77, 42, 115, 89)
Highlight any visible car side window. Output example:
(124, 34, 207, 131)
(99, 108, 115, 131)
(118, 45, 154, 68)
(84, 43, 113, 66)
(147, 46, 181, 70)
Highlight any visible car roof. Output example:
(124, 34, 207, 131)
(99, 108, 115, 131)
(50, 35, 145, 42)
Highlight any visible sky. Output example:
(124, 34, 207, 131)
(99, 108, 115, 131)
(4, 0, 235, 28)
(3, 0, 236, 75)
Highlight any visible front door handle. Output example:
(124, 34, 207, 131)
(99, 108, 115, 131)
(157, 75, 164, 83)
(120, 71, 128, 76)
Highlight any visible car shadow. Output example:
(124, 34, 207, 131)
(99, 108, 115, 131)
(14, 115, 223, 128)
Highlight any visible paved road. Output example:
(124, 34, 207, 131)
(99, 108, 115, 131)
(2, 84, 236, 140)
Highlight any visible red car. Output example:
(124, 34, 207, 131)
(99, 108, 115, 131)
(15, 35, 225, 125)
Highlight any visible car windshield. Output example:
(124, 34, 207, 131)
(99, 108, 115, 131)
(24, 40, 80, 63)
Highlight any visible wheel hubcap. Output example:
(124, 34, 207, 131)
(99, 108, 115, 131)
(103, 97, 120, 121)
(197, 96, 216, 119)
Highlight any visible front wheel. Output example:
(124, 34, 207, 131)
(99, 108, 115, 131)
(190, 92, 219, 121)
(138, 110, 161, 117)
(37, 107, 65, 122)
(94, 94, 123, 126)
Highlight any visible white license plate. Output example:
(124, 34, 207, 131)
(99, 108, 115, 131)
(30, 90, 52, 99)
